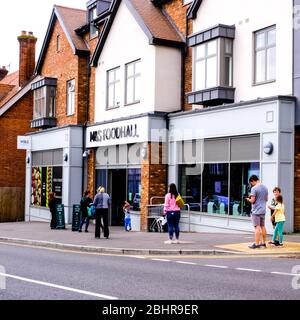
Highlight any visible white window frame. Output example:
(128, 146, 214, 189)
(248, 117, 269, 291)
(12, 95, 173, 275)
(125, 59, 141, 105)
(66, 79, 75, 116)
(193, 39, 219, 91)
(107, 67, 121, 109)
(254, 26, 276, 85)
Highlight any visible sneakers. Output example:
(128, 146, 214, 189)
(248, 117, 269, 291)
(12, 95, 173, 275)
(172, 239, 180, 244)
(164, 239, 173, 244)
(259, 243, 267, 248)
(248, 243, 261, 249)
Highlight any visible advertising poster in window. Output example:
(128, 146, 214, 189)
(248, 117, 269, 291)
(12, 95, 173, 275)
(31, 166, 62, 207)
(31, 167, 42, 206)
(53, 167, 63, 204)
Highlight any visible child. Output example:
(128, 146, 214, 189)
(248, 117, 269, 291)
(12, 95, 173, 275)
(268, 187, 281, 246)
(270, 195, 285, 247)
(123, 201, 132, 232)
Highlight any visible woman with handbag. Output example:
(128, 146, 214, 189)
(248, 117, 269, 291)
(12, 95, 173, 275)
(163, 183, 183, 244)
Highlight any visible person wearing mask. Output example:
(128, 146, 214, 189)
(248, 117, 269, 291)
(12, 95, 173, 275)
(163, 183, 181, 244)
(93, 186, 111, 239)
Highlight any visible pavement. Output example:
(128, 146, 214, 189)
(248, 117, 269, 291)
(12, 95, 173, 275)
(0, 221, 300, 256)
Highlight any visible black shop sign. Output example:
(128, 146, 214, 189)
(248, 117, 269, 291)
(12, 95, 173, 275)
(90, 124, 139, 143)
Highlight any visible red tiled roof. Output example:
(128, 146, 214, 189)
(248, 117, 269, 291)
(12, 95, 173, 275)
(129, 0, 183, 43)
(0, 71, 19, 108)
(55, 5, 89, 52)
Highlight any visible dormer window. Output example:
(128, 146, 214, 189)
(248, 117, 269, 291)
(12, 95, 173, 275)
(31, 77, 57, 129)
(187, 24, 235, 106)
(89, 7, 98, 39)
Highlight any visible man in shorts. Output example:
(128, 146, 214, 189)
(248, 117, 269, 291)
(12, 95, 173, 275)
(246, 175, 269, 249)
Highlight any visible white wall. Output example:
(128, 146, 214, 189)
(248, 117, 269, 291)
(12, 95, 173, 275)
(192, 0, 293, 103)
(169, 98, 295, 233)
(94, 0, 182, 123)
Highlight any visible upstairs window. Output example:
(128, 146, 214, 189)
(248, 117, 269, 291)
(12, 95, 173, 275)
(194, 38, 233, 91)
(107, 67, 121, 109)
(33, 85, 56, 119)
(56, 35, 60, 52)
(66, 79, 75, 116)
(89, 7, 98, 39)
(125, 60, 141, 105)
(254, 26, 276, 84)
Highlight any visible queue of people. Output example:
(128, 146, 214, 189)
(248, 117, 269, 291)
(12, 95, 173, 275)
(48, 178, 286, 248)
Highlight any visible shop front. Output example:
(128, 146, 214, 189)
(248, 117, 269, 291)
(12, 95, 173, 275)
(86, 113, 167, 230)
(168, 96, 295, 234)
(25, 125, 83, 224)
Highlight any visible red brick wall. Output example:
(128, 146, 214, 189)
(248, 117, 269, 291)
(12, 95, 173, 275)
(41, 21, 88, 126)
(295, 127, 300, 232)
(0, 91, 35, 221)
(162, 0, 193, 111)
(140, 143, 167, 231)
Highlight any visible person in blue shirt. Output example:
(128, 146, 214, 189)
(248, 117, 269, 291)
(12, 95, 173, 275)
(123, 201, 132, 232)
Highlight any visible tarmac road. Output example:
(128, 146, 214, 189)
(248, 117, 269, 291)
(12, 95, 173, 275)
(0, 243, 300, 300)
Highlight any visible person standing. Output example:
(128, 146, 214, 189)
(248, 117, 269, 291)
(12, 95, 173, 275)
(93, 186, 111, 239)
(270, 195, 286, 246)
(123, 201, 132, 232)
(163, 183, 181, 244)
(79, 190, 93, 233)
(48, 192, 57, 230)
(267, 187, 281, 246)
(246, 175, 269, 249)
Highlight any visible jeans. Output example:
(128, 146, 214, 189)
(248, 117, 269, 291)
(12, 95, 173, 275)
(79, 216, 90, 231)
(166, 211, 180, 240)
(124, 216, 131, 231)
(272, 221, 285, 243)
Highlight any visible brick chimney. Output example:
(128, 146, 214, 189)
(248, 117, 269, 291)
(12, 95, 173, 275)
(0, 66, 8, 81)
(17, 31, 37, 87)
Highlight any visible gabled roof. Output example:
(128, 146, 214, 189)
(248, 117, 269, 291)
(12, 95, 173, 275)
(0, 71, 19, 108)
(35, 5, 89, 74)
(187, 0, 202, 19)
(0, 75, 40, 116)
(91, 0, 184, 67)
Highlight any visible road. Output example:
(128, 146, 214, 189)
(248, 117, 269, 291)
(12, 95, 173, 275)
(0, 242, 299, 300)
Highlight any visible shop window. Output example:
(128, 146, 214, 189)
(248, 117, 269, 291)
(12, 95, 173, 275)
(202, 163, 229, 214)
(31, 150, 63, 208)
(254, 26, 276, 84)
(179, 164, 202, 211)
(229, 163, 260, 217)
(107, 67, 121, 109)
(125, 60, 141, 105)
(127, 168, 141, 211)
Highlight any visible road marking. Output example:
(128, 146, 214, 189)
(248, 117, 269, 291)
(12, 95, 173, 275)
(152, 259, 170, 262)
(205, 265, 229, 269)
(235, 268, 262, 273)
(0, 272, 118, 300)
(175, 261, 197, 265)
(270, 272, 300, 277)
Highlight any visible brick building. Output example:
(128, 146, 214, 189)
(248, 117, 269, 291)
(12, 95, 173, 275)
(24, 2, 107, 223)
(0, 32, 37, 222)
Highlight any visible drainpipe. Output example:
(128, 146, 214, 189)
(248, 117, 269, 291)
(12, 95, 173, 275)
(82, 54, 91, 195)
